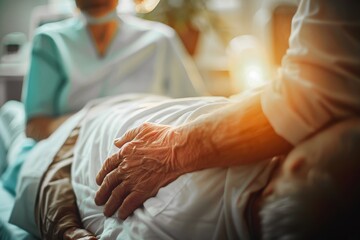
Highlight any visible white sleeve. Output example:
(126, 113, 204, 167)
(261, 0, 360, 145)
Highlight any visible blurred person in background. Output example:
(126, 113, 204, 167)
(0, 0, 205, 192)
(23, 0, 205, 141)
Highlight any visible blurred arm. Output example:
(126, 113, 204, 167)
(26, 115, 71, 141)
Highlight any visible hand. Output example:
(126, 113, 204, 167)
(63, 227, 97, 240)
(94, 123, 191, 220)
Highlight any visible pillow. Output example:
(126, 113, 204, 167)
(0, 100, 26, 175)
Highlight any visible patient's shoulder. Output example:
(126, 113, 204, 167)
(34, 17, 81, 40)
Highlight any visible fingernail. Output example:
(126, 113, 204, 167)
(114, 138, 120, 144)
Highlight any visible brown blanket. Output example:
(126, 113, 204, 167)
(35, 127, 96, 240)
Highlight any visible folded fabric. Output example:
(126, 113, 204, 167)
(0, 100, 26, 175)
(0, 101, 25, 150)
(0, 135, 6, 175)
(2, 137, 36, 195)
(0, 181, 35, 240)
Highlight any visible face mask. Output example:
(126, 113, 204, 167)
(82, 10, 118, 24)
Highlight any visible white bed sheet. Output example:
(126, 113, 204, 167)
(72, 95, 275, 240)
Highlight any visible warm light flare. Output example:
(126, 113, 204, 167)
(134, 0, 160, 13)
(227, 35, 271, 92)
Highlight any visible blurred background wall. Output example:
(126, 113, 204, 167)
(0, 0, 299, 104)
(0, 0, 47, 55)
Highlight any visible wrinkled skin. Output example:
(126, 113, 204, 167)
(94, 123, 191, 219)
(94, 92, 293, 220)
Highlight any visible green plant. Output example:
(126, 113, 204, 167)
(137, 0, 209, 54)
(137, 0, 207, 30)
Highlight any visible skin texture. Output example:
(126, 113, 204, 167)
(95, 89, 293, 219)
(95, 123, 189, 218)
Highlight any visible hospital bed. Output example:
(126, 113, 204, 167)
(0, 1, 299, 239)
(3, 93, 360, 239)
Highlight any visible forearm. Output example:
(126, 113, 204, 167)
(94, 91, 293, 219)
(177, 91, 293, 171)
(26, 115, 72, 141)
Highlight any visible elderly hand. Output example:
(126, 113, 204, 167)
(94, 122, 196, 220)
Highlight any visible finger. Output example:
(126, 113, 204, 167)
(103, 184, 128, 217)
(118, 191, 146, 220)
(114, 127, 141, 148)
(96, 152, 123, 185)
(95, 169, 122, 206)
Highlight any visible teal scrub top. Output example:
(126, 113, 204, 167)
(22, 14, 206, 122)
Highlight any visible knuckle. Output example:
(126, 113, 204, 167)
(103, 160, 111, 171)
(116, 150, 122, 159)
(126, 127, 138, 138)
(121, 142, 135, 156)
(123, 131, 131, 139)
(104, 154, 116, 168)
(112, 186, 126, 199)
(103, 175, 112, 187)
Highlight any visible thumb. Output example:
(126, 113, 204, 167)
(114, 126, 140, 148)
